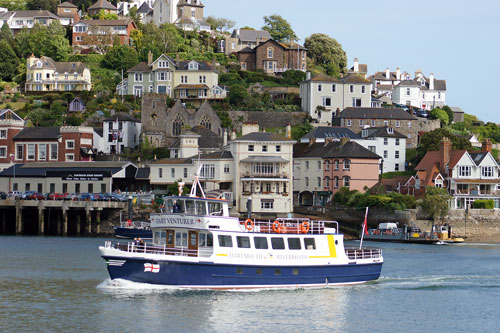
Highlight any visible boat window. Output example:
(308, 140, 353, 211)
(176, 200, 185, 213)
(185, 200, 195, 214)
(196, 200, 207, 215)
(271, 237, 285, 250)
(237, 236, 251, 248)
(287, 238, 301, 250)
(190, 232, 197, 246)
(176, 231, 188, 247)
(199, 233, 206, 247)
(153, 230, 166, 245)
(304, 238, 316, 250)
(167, 230, 174, 246)
(208, 202, 222, 215)
(218, 235, 233, 247)
(165, 199, 174, 212)
(207, 233, 213, 247)
(254, 237, 268, 249)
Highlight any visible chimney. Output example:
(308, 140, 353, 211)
(286, 123, 291, 139)
(440, 137, 452, 172)
(396, 67, 401, 80)
(308, 138, 316, 146)
(324, 137, 334, 146)
(176, 53, 180, 63)
(222, 128, 227, 146)
(353, 58, 359, 72)
(231, 128, 236, 140)
(147, 50, 153, 66)
(385, 68, 390, 79)
(429, 73, 435, 91)
(306, 71, 311, 80)
(482, 139, 492, 153)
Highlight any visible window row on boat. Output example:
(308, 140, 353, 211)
(163, 198, 226, 216)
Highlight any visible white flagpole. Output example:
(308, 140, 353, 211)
(359, 206, 369, 249)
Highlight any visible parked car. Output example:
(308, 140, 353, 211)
(21, 191, 35, 199)
(48, 193, 67, 200)
(416, 109, 428, 117)
(8, 191, 22, 199)
(28, 192, 46, 200)
(0, 191, 7, 199)
(64, 193, 79, 201)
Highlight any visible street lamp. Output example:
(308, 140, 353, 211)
(9, 153, 15, 192)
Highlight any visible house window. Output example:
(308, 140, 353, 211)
(171, 168, 175, 178)
(199, 75, 206, 84)
(346, 119, 352, 127)
(343, 176, 350, 188)
(343, 160, 350, 170)
(248, 145, 254, 152)
(317, 161, 321, 170)
(334, 160, 339, 170)
(317, 84, 322, 92)
(371, 120, 376, 127)
(359, 119, 363, 126)
(0, 146, 6, 158)
(261, 200, 274, 210)
(384, 120, 389, 126)
(183, 168, 188, 178)
(333, 176, 338, 189)
(224, 164, 230, 174)
(65, 153, 74, 161)
(305, 161, 309, 170)
(134, 73, 143, 82)
(134, 86, 143, 97)
(325, 176, 330, 188)
(406, 88, 410, 96)
(323, 97, 331, 107)
(172, 115, 183, 136)
(368, 146, 376, 153)
(332, 84, 336, 92)
(16, 144, 23, 160)
(350, 85, 354, 93)
(384, 150, 388, 158)
(396, 138, 400, 146)
(50, 143, 58, 160)
(408, 121, 412, 128)
(384, 138, 388, 145)
(262, 145, 267, 152)
(459, 166, 471, 177)
(66, 140, 75, 149)
(482, 166, 494, 178)
(435, 179, 443, 188)
(305, 177, 309, 187)
(267, 47, 273, 58)
(27, 144, 35, 160)
(200, 114, 211, 130)
(276, 145, 281, 152)
(38, 144, 46, 160)
(0, 129, 6, 138)
(159, 168, 163, 178)
(325, 160, 330, 171)
(395, 120, 400, 127)
(200, 164, 215, 179)
(395, 151, 400, 159)
(395, 164, 400, 171)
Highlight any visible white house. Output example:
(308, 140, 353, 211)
(102, 113, 142, 154)
(359, 127, 407, 173)
(300, 73, 372, 124)
(392, 80, 422, 108)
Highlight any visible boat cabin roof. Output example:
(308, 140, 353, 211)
(165, 196, 228, 203)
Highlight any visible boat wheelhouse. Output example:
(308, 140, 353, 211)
(99, 174, 383, 289)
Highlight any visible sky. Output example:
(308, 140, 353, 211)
(204, 0, 500, 123)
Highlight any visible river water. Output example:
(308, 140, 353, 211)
(1, 236, 499, 332)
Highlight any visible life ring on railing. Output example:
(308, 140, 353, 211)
(245, 218, 254, 231)
(300, 221, 310, 234)
(272, 220, 281, 233)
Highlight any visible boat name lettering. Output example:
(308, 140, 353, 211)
(153, 217, 196, 225)
(229, 253, 265, 260)
(276, 254, 308, 261)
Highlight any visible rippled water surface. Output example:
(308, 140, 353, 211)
(1, 236, 499, 332)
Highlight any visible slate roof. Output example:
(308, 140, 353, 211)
(88, 0, 117, 10)
(137, 2, 152, 14)
(58, 1, 78, 8)
(360, 127, 407, 139)
(233, 29, 271, 42)
(237, 47, 254, 53)
(469, 152, 489, 165)
(0, 109, 22, 121)
(199, 150, 233, 159)
(176, 60, 214, 71)
(170, 125, 223, 150)
(127, 62, 149, 72)
(150, 158, 193, 165)
(6, 10, 59, 19)
(14, 127, 60, 140)
(136, 167, 150, 179)
(294, 141, 381, 159)
(301, 127, 361, 140)
(339, 107, 417, 120)
(396, 80, 420, 87)
(104, 112, 140, 123)
(232, 132, 294, 142)
(341, 73, 371, 84)
(0, 161, 133, 177)
(78, 19, 132, 26)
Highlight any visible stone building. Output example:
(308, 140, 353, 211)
(141, 94, 222, 147)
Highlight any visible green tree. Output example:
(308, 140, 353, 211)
(26, 0, 58, 12)
(103, 45, 139, 71)
(417, 128, 472, 161)
(304, 33, 347, 77)
(228, 84, 248, 106)
(0, 40, 20, 81)
(95, 9, 118, 20)
(17, 22, 71, 60)
(430, 107, 449, 125)
(262, 15, 297, 42)
(421, 187, 451, 221)
(206, 16, 236, 33)
(240, 26, 255, 30)
(442, 105, 454, 124)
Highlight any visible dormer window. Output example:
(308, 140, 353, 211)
(387, 127, 394, 134)
(188, 61, 199, 70)
(362, 129, 368, 137)
(36, 61, 42, 67)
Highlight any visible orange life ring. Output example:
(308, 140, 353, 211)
(245, 218, 254, 231)
(300, 221, 310, 234)
(272, 220, 281, 233)
(127, 219, 132, 227)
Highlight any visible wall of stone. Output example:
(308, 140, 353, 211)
(228, 111, 307, 132)
(417, 118, 441, 133)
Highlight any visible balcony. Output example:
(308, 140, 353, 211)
(241, 172, 288, 179)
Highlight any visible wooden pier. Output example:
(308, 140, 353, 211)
(0, 199, 127, 236)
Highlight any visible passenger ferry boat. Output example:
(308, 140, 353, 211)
(99, 175, 383, 289)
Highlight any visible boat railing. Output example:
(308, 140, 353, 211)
(345, 248, 383, 260)
(106, 241, 211, 258)
(239, 218, 338, 235)
(118, 221, 151, 229)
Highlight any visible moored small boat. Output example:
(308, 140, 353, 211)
(113, 221, 152, 239)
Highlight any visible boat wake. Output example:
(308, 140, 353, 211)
(376, 274, 500, 290)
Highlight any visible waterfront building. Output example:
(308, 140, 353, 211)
(416, 137, 500, 209)
(300, 73, 372, 124)
(101, 113, 142, 155)
(0, 109, 24, 171)
(359, 127, 407, 173)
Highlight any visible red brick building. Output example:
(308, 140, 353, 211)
(0, 109, 24, 170)
(236, 39, 307, 75)
(72, 19, 137, 51)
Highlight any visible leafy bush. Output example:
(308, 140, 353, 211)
(473, 200, 494, 209)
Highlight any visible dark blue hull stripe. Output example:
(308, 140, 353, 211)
(102, 256, 382, 287)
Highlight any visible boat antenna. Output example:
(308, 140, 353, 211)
(189, 155, 206, 198)
(359, 207, 369, 249)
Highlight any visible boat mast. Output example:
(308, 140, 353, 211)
(359, 207, 369, 249)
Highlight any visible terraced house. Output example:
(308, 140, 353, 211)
(124, 53, 226, 101)
(25, 55, 91, 92)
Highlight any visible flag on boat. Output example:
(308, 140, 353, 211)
(144, 263, 160, 273)
(363, 208, 369, 235)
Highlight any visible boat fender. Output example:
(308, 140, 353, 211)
(300, 221, 310, 234)
(273, 220, 281, 233)
(245, 218, 254, 231)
